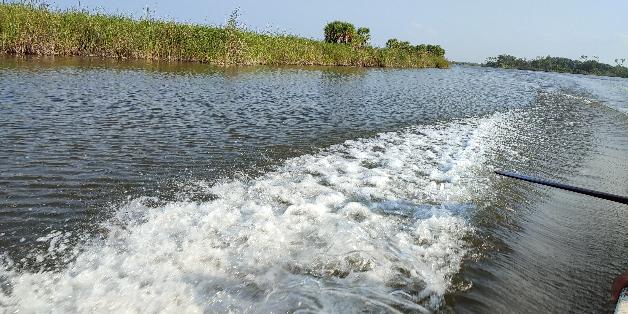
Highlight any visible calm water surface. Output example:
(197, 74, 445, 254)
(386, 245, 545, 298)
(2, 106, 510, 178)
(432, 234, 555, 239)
(0, 56, 627, 312)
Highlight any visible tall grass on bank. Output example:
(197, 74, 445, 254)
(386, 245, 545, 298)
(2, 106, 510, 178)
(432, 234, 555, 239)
(0, 3, 449, 68)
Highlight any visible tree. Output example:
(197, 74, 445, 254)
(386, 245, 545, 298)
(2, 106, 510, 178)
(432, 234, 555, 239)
(385, 39, 445, 57)
(324, 21, 356, 44)
(355, 27, 370, 47)
(385, 38, 411, 50)
(426, 44, 445, 57)
(385, 38, 399, 49)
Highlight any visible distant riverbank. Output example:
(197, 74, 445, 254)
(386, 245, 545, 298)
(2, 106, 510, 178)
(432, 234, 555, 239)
(484, 54, 628, 78)
(0, 3, 448, 68)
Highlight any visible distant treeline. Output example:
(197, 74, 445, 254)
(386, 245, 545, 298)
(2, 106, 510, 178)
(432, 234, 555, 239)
(484, 54, 628, 78)
(0, 3, 449, 68)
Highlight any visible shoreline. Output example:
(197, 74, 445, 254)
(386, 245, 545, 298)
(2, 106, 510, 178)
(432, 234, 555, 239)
(483, 54, 628, 78)
(0, 3, 449, 69)
(0, 54, 453, 75)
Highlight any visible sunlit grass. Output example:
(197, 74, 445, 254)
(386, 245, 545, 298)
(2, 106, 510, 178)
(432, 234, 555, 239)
(0, 3, 449, 68)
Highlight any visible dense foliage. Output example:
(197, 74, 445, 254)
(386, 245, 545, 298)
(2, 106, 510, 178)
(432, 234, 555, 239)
(323, 22, 372, 48)
(323, 21, 356, 44)
(385, 39, 445, 57)
(0, 3, 449, 68)
(355, 27, 370, 48)
(484, 54, 628, 78)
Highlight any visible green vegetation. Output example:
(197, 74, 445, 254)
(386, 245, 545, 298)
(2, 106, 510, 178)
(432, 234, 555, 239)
(0, 3, 449, 68)
(484, 54, 628, 78)
(323, 21, 371, 48)
(355, 27, 370, 48)
(385, 39, 445, 57)
(323, 21, 356, 44)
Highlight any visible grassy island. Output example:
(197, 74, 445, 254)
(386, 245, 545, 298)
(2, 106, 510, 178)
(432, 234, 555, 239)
(484, 54, 628, 78)
(0, 3, 449, 68)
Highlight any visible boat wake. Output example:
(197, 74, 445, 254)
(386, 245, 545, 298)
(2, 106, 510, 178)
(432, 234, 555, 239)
(0, 112, 513, 313)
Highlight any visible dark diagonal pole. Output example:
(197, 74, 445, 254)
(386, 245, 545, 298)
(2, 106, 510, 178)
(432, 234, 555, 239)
(495, 170, 628, 205)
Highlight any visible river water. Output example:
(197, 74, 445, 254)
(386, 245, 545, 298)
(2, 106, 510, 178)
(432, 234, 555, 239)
(0, 56, 626, 313)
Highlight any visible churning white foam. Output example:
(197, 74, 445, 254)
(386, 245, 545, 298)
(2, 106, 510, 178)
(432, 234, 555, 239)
(0, 114, 510, 313)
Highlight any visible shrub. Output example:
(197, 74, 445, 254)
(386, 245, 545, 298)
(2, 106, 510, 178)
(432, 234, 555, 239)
(324, 21, 355, 44)
(386, 38, 411, 50)
(355, 27, 370, 47)
(386, 39, 445, 57)
(426, 44, 445, 57)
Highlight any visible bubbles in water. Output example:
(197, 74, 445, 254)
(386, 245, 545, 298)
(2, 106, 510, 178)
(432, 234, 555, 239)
(0, 113, 512, 313)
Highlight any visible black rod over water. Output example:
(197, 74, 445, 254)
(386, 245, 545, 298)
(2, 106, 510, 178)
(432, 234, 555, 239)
(495, 170, 628, 205)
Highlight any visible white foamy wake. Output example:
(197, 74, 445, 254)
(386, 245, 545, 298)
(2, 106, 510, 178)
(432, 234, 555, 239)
(0, 114, 510, 313)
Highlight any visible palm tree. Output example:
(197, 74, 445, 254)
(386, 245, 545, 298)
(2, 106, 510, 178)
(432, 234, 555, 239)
(324, 21, 355, 44)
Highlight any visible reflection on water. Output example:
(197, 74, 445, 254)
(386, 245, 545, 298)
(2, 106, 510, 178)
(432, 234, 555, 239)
(0, 56, 627, 312)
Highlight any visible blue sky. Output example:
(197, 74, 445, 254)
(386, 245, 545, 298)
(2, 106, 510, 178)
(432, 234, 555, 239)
(46, 0, 628, 64)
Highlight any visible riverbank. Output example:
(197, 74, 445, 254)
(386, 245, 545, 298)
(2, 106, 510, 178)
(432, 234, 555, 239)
(0, 3, 448, 68)
(484, 54, 628, 78)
